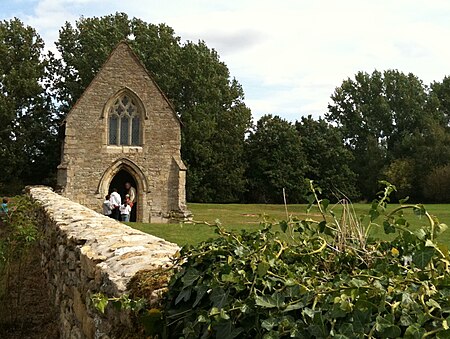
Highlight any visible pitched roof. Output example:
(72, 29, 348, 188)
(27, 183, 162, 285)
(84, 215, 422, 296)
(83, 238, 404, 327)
(62, 40, 181, 125)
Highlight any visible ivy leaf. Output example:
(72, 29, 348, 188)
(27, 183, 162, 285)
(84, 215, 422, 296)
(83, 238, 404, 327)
(425, 239, 436, 248)
(261, 317, 277, 331)
(175, 288, 191, 305)
(338, 323, 354, 336)
(375, 315, 401, 338)
(413, 205, 426, 217)
(220, 309, 230, 320)
(214, 320, 243, 339)
(436, 223, 448, 235)
(308, 314, 327, 337)
(284, 301, 305, 312)
(383, 221, 395, 234)
(255, 295, 277, 308)
(318, 220, 327, 233)
(369, 209, 380, 222)
(92, 294, 109, 314)
(353, 309, 370, 332)
(375, 315, 392, 330)
(257, 262, 270, 277)
(307, 194, 315, 205)
(182, 268, 200, 287)
(210, 288, 229, 308)
(404, 324, 425, 339)
(255, 293, 285, 309)
(414, 228, 427, 240)
(412, 247, 435, 269)
(193, 285, 208, 307)
(321, 199, 330, 211)
(395, 217, 407, 226)
(381, 325, 401, 338)
(349, 278, 366, 288)
(263, 331, 281, 339)
(399, 196, 410, 204)
(302, 307, 315, 318)
(222, 273, 238, 283)
(400, 313, 414, 327)
(426, 298, 441, 309)
(234, 246, 245, 257)
(280, 220, 288, 233)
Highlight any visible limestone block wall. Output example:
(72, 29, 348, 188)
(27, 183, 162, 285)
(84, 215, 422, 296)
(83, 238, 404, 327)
(57, 42, 189, 223)
(27, 186, 179, 339)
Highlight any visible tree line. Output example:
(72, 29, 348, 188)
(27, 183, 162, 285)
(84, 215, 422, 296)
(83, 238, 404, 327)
(1, 14, 450, 203)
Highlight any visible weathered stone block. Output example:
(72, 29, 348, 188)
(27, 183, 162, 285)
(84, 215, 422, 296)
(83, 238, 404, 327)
(27, 185, 180, 338)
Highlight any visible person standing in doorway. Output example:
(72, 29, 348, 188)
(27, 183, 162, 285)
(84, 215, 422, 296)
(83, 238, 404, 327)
(125, 182, 136, 206)
(110, 188, 121, 220)
(125, 182, 137, 221)
(102, 195, 113, 218)
(119, 200, 131, 222)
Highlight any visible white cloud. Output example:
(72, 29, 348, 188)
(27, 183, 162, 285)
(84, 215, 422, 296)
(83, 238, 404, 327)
(5, 0, 450, 121)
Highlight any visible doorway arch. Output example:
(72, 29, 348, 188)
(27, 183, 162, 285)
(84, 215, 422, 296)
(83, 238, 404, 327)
(109, 169, 138, 221)
(97, 158, 149, 222)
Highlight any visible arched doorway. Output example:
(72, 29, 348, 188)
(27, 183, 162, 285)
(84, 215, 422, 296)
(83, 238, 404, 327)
(97, 158, 149, 222)
(108, 169, 138, 222)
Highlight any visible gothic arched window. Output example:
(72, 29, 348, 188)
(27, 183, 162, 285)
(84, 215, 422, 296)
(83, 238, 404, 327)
(108, 94, 141, 146)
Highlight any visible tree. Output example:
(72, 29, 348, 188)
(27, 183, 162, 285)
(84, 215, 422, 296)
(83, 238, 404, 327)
(423, 165, 450, 202)
(0, 18, 57, 194)
(326, 70, 433, 199)
(295, 116, 358, 200)
(429, 76, 450, 127)
(53, 13, 251, 202)
(382, 158, 415, 199)
(245, 115, 307, 203)
(173, 41, 251, 202)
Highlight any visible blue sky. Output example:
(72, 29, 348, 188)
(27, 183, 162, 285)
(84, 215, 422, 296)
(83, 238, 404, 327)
(3, 0, 450, 121)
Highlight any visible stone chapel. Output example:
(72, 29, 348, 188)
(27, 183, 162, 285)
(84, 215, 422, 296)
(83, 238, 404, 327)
(57, 41, 189, 223)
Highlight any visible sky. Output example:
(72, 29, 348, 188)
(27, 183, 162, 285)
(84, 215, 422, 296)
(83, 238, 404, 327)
(3, 0, 450, 122)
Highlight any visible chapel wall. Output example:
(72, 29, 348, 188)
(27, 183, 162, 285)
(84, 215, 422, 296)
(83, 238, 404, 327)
(57, 42, 186, 223)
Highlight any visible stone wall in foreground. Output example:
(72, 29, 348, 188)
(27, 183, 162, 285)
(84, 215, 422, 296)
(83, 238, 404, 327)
(27, 186, 179, 339)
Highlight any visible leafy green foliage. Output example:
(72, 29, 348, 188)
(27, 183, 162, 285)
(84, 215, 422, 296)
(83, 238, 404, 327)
(245, 115, 307, 203)
(0, 19, 58, 194)
(423, 165, 450, 203)
(326, 70, 438, 200)
(163, 182, 450, 338)
(382, 158, 415, 199)
(0, 196, 39, 265)
(0, 196, 40, 324)
(91, 292, 165, 337)
(295, 116, 358, 200)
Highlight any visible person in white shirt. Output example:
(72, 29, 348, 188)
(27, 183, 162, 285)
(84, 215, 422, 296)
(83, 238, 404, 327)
(119, 201, 131, 222)
(109, 188, 121, 220)
(102, 195, 113, 217)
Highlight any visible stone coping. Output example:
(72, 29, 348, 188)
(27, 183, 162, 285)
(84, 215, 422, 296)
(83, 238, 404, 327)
(27, 186, 180, 293)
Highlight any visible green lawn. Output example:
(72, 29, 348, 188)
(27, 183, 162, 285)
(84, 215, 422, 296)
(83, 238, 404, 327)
(130, 203, 450, 246)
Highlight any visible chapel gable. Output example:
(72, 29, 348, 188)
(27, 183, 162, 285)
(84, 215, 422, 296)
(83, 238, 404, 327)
(57, 41, 190, 223)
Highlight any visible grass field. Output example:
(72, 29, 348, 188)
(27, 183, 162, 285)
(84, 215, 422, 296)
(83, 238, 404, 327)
(130, 203, 450, 246)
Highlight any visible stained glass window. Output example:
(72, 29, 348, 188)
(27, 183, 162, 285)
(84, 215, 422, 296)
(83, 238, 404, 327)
(108, 94, 141, 146)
